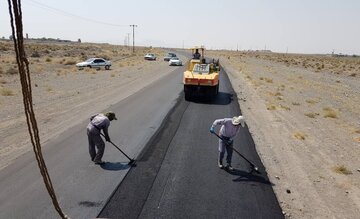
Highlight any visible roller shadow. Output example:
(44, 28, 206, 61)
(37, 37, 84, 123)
(189, 92, 233, 105)
(100, 162, 131, 171)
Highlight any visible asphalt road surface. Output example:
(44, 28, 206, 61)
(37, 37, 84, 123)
(0, 60, 283, 219)
(99, 68, 284, 218)
(0, 64, 185, 219)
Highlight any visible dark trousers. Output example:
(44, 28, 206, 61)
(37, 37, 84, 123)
(218, 136, 233, 165)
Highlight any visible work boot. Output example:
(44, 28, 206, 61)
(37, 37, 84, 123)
(94, 160, 105, 165)
(218, 160, 224, 169)
(226, 164, 234, 171)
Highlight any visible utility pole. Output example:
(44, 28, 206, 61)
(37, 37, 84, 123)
(130, 24, 138, 53)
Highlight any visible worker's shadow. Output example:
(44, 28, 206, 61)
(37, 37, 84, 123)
(100, 162, 131, 171)
(227, 169, 274, 185)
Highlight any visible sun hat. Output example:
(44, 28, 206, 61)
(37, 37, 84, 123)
(105, 111, 117, 120)
(232, 116, 245, 127)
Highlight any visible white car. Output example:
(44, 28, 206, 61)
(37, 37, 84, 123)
(164, 52, 177, 61)
(169, 57, 182, 66)
(76, 58, 111, 70)
(144, 53, 156, 61)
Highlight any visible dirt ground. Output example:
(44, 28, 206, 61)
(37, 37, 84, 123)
(208, 50, 360, 218)
(1, 40, 359, 218)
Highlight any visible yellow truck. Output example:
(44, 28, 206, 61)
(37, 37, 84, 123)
(183, 47, 220, 100)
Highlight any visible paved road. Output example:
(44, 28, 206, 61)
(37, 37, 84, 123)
(99, 68, 284, 218)
(0, 64, 185, 219)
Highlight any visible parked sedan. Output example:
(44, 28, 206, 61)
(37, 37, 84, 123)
(76, 58, 111, 70)
(169, 57, 182, 66)
(144, 53, 156, 61)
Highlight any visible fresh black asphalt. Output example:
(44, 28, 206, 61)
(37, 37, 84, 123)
(99, 68, 284, 219)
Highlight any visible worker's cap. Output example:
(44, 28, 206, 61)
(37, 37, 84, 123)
(232, 115, 245, 127)
(105, 111, 117, 120)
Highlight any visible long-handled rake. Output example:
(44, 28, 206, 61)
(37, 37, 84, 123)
(100, 133, 136, 166)
(212, 132, 260, 174)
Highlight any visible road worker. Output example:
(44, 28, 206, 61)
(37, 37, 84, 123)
(210, 116, 245, 170)
(87, 111, 117, 164)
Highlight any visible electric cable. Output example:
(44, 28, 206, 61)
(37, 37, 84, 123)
(7, 0, 69, 218)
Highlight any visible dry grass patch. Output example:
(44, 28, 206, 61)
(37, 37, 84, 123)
(264, 77, 273, 83)
(46, 86, 53, 92)
(268, 91, 282, 97)
(306, 99, 319, 104)
(323, 107, 338, 118)
(64, 60, 76, 65)
(266, 103, 276, 110)
(349, 73, 357, 77)
(333, 165, 352, 175)
(292, 102, 300, 106)
(293, 131, 306, 140)
(250, 79, 262, 87)
(305, 112, 320, 118)
(1, 88, 14, 96)
(279, 104, 291, 111)
(353, 137, 360, 142)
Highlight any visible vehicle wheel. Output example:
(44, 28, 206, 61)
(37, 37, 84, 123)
(185, 91, 191, 101)
(105, 65, 110, 70)
(184, 85, 191, 101)
(87, 65, 92, 68)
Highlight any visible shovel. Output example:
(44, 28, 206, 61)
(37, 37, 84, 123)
(100, 133, 136, 166)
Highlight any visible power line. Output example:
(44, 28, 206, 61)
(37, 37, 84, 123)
(26, 0, 129, 27)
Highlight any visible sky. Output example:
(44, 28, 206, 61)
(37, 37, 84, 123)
(1, 0, 359, 54)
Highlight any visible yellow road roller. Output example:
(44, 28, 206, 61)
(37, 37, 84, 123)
(183, 47, 220, 100)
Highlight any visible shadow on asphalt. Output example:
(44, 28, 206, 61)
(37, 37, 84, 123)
(189, 92, 234, 105)
(227, 169, 274, 185)
(100, 162, 131, 171)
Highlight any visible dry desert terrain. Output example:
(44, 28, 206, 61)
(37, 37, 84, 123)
(1, 40, 359, 218)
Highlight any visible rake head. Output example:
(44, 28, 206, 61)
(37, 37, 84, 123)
(128, 159, 136, 166)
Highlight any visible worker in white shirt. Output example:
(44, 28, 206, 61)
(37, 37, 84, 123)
(210, 116, 245, 170)
(87, 111, 117, 164)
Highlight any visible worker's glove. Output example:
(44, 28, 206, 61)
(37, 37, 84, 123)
(210, 127, 215, 133)
(105, 136, 111, 142)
